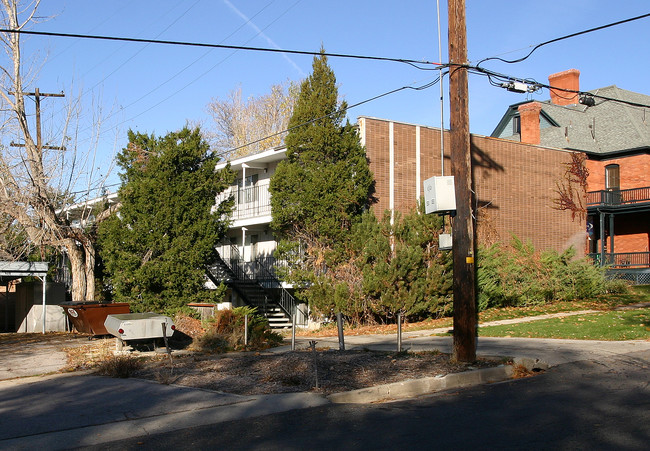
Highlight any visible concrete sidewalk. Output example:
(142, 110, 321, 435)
(276, 331, 650, 367)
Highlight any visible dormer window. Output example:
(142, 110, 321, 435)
(512, 115, 521, 135)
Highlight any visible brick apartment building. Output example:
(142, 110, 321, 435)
(211, 115, 588, 324)
(492, 69, 650, 280)
(358, 116, 585, 253)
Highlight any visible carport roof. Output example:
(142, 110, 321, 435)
(0, 261, 48, 284)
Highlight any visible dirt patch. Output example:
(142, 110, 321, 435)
(131, 349, 502, 396)
(2, 331, 504, 395)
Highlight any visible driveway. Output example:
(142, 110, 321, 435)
(0, 333, 89, 380)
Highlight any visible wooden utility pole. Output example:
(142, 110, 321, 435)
(10, 88, 66, 151)
(448, 0, 477, 362)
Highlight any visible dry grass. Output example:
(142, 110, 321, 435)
(63, 338, 116, 372)
(95, 355, 143, 378)
(131, 349, 501, 396)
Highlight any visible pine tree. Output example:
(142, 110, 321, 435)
(97, 127, 234, 313)
(269, 50, 374, 246)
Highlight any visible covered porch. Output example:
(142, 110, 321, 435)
(587, 187, 650, 282)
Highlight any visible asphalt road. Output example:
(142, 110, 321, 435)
(77, 349, 650, 451)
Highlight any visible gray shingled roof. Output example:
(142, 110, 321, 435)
(496, 85, 650, 155)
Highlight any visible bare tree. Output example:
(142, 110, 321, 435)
(207, 80, 299, 159)
(0, 0, 112, 301)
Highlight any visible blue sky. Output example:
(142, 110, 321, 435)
(9, 0, 650, 194)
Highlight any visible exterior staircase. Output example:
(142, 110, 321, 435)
(207, 246, 301, 329)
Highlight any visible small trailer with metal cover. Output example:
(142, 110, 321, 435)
(104, 312, 175, 350)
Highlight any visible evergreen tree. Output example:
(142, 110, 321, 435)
(269, 50, 374, 246)
(303, 204, 453, 325)
(98, 127, 234, 313)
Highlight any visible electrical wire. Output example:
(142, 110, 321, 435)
(476, 12, 650, 67)
(0, 27, 442, 67)
(468, 66, 650, 109)
(90, 0, 302, 139)
(66, 0, 287, 145)
(217, 74, 445, 158)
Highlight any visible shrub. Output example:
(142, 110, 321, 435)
(477, 236, 610, 309)
(195, 306, 283, 353)
(95, 355, 142, 378)
(603, 278, 631, 294)
(292, 204, 452, 326)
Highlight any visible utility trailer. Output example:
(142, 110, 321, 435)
(104, 312, 175, 350)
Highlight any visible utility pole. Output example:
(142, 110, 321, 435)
(448, 0, 477, 362)
(10, 88, 66, 152)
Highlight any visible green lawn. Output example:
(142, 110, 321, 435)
(478, 308, 650, 341)
(476, 285, 650, 323)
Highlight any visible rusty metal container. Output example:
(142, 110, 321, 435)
(60, 302, 131, 335)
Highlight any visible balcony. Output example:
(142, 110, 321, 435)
(587, 186, 650, 207)
(217, 184, 272, 222)
(588, 252, 650, 268)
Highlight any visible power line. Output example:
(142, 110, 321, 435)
(476, 12, 650, 66)
(217, 74, 444, 158)
(86, 0, 302, 139)
(468, 66, 650, 109)
(0, 27, 441, 67)
(80, 75, 444, 196)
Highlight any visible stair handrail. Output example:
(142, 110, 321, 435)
(253, 258, 305, 325)
(221, 244, 253, 281)
(211, 245, 305, 326)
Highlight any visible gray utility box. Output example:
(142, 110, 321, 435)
(423, 176, 456, 214)
(104, 312, 175, 340)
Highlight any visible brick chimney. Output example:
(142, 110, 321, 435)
(548, 69, 580, 106)
(517, 102, 542, 145)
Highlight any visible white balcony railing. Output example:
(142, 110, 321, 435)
(217, 184, 272, 221)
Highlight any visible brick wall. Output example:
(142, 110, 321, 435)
(586, 154, 650, 255)
(360, 117, 585, 254)
(586, 153, 650, 190)
(608, 212, 650, 253)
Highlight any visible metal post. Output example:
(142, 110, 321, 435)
(41, 276, 46, 334)
(309, 340, 319, 389)
(244, 314, 248, 346)
(291, 314, 296, 351)
(336, 312, 345, 351)
(397, 313, 402, 353)
(161, 322, 173, 366)
(3, 289, 8, 332)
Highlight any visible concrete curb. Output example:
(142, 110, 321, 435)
(327, 357, 548, 404)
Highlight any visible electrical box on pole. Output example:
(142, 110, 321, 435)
(423, 175, 456, 214)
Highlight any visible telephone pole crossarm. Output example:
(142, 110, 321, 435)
(8, 88, 66, 152)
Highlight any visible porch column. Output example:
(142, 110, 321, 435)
(241, 227, 247, 261)
(609, 213, 615, 259)
(599, 211, 605, 266)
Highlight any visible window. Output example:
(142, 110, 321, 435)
(512, 115, 521, 135)
(235, 174, 259, 203)
(605, 164, 620, 190)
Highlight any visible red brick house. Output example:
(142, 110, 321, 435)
(491, 69, 650, 282)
